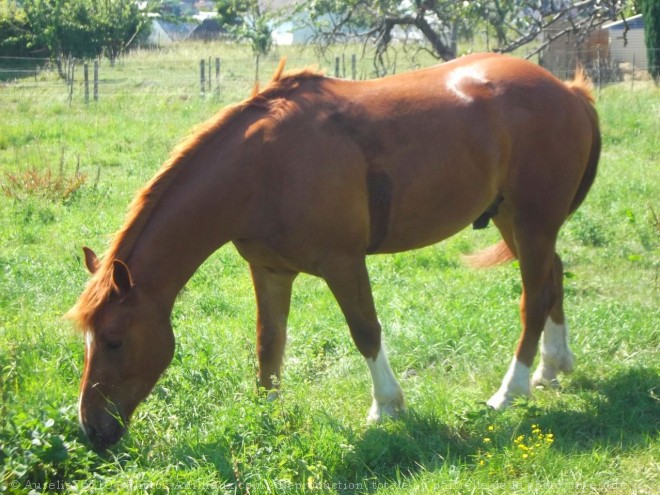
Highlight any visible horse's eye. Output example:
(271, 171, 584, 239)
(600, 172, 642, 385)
(106, 340, 123, 350)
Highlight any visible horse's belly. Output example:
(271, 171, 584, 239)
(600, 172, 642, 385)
(368, 165, 499, 254)
(372, 210, 476, 254)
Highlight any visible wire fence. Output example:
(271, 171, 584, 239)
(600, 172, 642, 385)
(0, 52, 371, 105)
(539, 46, 660, 88)
(0, 46, 658, 108)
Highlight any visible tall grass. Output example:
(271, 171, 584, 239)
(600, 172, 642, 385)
(1, 42, 658, 494)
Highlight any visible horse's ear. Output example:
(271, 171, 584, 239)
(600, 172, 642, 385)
(83, 247, 100, 274)
(111, 260, 134, 297)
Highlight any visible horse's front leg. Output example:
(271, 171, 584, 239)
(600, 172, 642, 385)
(249, 264, 298, 392)
(321, 256, 405, 421)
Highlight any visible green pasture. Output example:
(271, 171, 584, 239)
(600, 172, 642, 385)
(0, 43, 658, 494)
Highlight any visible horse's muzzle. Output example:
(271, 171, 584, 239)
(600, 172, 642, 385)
(81, 414, 126, 451)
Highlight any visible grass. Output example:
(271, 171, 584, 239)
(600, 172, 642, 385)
(1, 41, 659, 494)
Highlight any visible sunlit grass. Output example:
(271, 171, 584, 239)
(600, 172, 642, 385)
(1, 42, 658, 494)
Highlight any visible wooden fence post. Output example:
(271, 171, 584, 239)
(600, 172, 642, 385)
(335, 57, 340, 77)
(84, 63, 89, 104)
(215, 57, 221, 96)
(93, 60, 99, 102)
(208, 56, 212, 92)
(351, 54, 356, 80)
(68, 61, 75, 107)
(597, 45, 602, 98)
(200, 59, 206, 96)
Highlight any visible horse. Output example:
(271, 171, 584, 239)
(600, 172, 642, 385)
(67, 53, 600, 450)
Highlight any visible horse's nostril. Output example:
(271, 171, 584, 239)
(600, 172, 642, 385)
(83, 423, 99, 442)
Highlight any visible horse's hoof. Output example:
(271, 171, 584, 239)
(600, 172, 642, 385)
(367, 397, 405, 423)
(486, 392, 512, 410)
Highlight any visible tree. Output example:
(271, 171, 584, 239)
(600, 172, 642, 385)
(216, 0, 274, 79)
(95, 0, 147, 63)
(306, 0, 630, 73)
(640, 0, 659, 80)
(22, 0, 146, 66)
(0, 0, 44, 57)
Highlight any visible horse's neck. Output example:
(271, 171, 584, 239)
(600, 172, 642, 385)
(125, 149, 254, 311)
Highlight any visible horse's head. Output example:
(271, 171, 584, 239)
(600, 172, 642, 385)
(75, 248, 174, 451)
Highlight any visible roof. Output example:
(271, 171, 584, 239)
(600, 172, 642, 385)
(188, 19, 226, 39)
(154, 19, 199, 41)
(603, 14, 644, 31)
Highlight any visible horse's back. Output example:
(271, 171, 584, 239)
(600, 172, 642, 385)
(245, 54, 598, 259)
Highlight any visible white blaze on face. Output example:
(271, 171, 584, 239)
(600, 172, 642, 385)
(79, 330, 94, 423)
(85, 330, 94, 353)
(366, 347, 405, 422)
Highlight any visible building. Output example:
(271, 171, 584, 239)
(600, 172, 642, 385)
(604, 14, 647, 70)
(146, 18, 199, 47)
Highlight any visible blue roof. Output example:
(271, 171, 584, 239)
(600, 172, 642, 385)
(605, 14, 644, 31)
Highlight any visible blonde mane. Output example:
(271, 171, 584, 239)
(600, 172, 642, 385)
(67, 60, 324, 330)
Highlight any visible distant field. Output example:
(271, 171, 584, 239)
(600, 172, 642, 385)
(0, 42, 658, 494)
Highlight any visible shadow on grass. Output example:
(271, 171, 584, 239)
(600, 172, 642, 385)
(535, 365, 659, 452)
(132, 366, 657, 494)
(332, 365, 659, 492)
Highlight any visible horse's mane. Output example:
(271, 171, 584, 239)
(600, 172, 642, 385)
(66, 60, 324, 330)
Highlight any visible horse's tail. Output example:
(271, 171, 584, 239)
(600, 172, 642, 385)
(462, 240, 515, 269)
(565, 66, 601, 215)
(465, 68, 600, 270)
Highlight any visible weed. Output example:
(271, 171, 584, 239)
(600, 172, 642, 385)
(2, 165, 87, 203)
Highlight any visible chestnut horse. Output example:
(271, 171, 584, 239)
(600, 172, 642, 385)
(68, 53, 600, 450)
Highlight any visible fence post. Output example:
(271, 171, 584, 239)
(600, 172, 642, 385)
(208, 56, 212, 92)
(93, 60, 99, 102)
(596, 45, 601, 98)
(335, 57, 340, 78)
(215, 57, 221, 96)
(200, 59, 206, 96)
(631, 53, 635, 91)
(68, 61, 75, 107)
(351, 54, 356, 80)
(84, 63, 89, 104)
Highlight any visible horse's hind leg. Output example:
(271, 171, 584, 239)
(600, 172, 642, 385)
(250, 264, 298, 391)
(487, 217, 573, 409)
(321, 256, 405, 421)
(532, 254, 575, 388)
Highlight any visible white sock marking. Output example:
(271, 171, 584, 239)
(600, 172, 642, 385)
(487, 357, 531, 410)
(532, 317, 575, 388)
(366, 347, 405, 422)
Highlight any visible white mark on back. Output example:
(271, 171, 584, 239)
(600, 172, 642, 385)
(446, 67, 489, 103)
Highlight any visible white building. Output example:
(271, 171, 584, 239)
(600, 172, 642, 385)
(604, 14, 647, 70)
